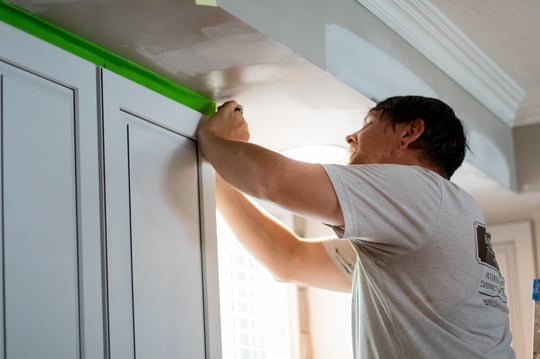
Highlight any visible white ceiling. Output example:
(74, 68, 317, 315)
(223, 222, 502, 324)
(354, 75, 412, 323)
(9, 0, 540, 224)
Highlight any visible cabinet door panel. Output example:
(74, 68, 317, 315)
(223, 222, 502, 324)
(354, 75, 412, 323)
(1, 62, 80, 359)
(128, 115, 205, 358)
(102, 69, 220, 359)
(0, 22, 104, 359)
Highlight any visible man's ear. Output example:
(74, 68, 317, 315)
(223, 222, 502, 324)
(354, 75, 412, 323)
(399, 119, 425, 148)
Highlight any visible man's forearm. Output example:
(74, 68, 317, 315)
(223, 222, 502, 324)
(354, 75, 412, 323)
(199, 131, 283, 201)
(216, 175, 302, 281)
(216, 176, 352, 291)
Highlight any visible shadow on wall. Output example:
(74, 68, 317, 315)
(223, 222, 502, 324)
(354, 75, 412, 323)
(325, 23, 437, 102)
(467, 130, 512, 189)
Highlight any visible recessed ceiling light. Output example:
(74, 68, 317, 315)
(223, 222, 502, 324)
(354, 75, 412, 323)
(281, 144, 348, 164)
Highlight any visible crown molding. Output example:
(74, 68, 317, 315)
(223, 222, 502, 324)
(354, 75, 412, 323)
(356, 0, 525, 126)
(515, 91, 540, 127)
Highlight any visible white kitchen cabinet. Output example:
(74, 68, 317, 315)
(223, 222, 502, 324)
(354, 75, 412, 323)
(0, 21, 103, 359)
(0, 19, 220, 359)
(101, 69, 220, 359)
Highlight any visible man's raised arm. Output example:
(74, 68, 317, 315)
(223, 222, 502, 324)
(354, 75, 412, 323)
(196, 100, 344, 226)
(216, 175, 351, 292)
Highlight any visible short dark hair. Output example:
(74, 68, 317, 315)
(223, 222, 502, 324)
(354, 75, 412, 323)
(371, 96, 468, 179)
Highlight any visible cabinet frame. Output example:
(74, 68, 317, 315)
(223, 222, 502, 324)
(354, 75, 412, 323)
(0, 21, 104, 359)
(99, 68, 222, 359)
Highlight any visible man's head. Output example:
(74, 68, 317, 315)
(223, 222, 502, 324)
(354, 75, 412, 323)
(346, 96, 468, 179)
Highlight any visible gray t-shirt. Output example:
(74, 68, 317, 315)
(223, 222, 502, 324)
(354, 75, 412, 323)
(322, 164, 514, 359)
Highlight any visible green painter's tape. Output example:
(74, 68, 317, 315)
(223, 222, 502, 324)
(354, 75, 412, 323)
(195, 0, 218, 7)
(0, 2, 216, 115)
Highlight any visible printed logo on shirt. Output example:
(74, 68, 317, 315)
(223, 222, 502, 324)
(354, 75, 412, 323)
(474, 222, 509, 313)
(474, 222, 500, 272)
(478, 271, 508, 312)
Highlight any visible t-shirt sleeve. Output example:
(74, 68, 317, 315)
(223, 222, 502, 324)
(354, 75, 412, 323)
(322, 164, 443, 256)
(322, 239, 356, 281)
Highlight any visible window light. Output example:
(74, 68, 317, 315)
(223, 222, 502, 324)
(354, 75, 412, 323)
(281, 144, 347, 164)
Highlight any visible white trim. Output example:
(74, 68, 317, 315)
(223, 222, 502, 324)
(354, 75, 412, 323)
(515, 92, 540, 127)
(356, 0, 525, 126)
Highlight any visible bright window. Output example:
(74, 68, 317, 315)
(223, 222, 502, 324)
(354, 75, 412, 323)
(217, 212, 299, 359)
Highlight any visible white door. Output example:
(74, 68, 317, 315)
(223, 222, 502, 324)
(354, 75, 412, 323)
(0, 22, 103, 359)
(101, 69, 220, 359)
(490, 221, 536, 359)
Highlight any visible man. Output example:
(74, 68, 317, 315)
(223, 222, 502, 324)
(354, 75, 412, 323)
(196, 96, 515, 358)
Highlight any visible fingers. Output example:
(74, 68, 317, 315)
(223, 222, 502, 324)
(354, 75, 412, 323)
(216, 100, 245, 122)
(205, 100, 249, 142)
(218, 100, 241, 113)
(217, 101, 244, 120)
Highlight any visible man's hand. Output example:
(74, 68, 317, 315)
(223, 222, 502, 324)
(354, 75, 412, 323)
(197, 100, 249, 142)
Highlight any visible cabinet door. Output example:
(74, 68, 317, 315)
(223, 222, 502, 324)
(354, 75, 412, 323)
(490, 221, 536, 359)
(101, 69, 220, 359)
(0, 22, 103, 359)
